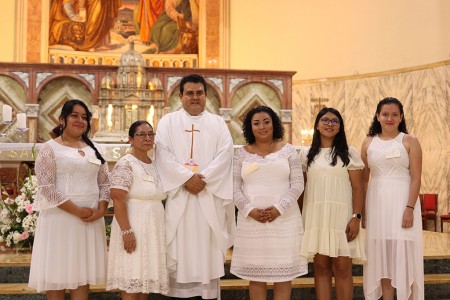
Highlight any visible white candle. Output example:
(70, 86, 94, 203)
(2, 104, 12, 122)
(16, 113, 27, 129)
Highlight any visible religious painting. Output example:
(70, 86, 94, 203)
(48, 0, 199, 55)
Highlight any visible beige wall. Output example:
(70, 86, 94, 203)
(1, 0, 449, 80)
(0, 0, 16, 62)
(230, 0, 450, 80)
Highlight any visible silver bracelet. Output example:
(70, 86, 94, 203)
(121, 228, 134, 236)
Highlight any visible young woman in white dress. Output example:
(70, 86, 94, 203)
(299, 107, 365, 300)
(107, 120, 168, 299)
(29, 99, 110, 300)
(361, 97, 423, 300)
(231, 106, 308, 300)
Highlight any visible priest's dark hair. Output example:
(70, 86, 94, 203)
(129, 120, 152, 137)
(242, 105, 284, 144)
(179, 74, 207, 95)
(306, 107, 349, 169)
(367, 97, 408, 137)
(59, 99, 106, 164)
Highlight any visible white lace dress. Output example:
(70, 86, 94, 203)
(230, 144, 308, 282)
(363, 133, 424, 300)
(299, 146, 366, 262)
(28, 140, 110, 292)
(106, 154, 169, 294)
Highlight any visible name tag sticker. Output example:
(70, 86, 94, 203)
(386, 151, 401, 159)
(244, 162, 259, 175)
(88, 157, 101, 165)
(142, 174, 154, 182)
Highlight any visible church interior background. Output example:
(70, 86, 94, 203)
(0, 0, 449, 232)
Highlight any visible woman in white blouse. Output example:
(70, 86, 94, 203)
(106, 120, 168, 300)
(29, 99, 110, 300)
(231, 106, 308, 300)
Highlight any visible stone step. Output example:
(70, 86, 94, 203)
(0, 275, 449, 299)
(1, 251, 449, 283)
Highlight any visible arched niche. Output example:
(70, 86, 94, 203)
(0, 75, 28, 141)
(37, 76, 92, 142)
(230, 82, 282, 145)
(167, 83, 220, 115)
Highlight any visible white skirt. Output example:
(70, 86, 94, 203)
(106, 199, 168, 294)
(28, 207, 107, 292)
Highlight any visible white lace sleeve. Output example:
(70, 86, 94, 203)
(233, 148, 255, 217)
(34, 143, 69, 210)
(110, 157, 132, 192)
(298, 146, 310, 172)
(98, 162, 110, 202)
(273, 147, 304, 215)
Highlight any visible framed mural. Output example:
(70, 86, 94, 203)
(15, 0, 227, 67)
(48, 0, 199, 55)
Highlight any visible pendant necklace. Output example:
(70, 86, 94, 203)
(61, 134, 85, 156)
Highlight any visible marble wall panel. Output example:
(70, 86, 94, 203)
(292, 64, 450, 232)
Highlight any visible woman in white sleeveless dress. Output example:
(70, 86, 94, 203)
(299, 107, 365, 299)
(231, 106, 308, 300)
(107, 120, 168, 299)
(361, 97, 424, 300)
(29, 99, 110, 300)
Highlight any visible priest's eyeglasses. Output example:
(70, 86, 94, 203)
(320, 118, 340, 126)
(135, 132, 156, 138)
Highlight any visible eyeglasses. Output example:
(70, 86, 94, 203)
(135, 132, 156, 138)
(320, 118, 340, 126)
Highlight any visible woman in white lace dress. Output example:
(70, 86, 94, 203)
(361, 98, 423, 300)
(231, 106, 308, 300)
(29, 99, 110, 299)
(299, 107, 365, 299)
(106, 120, 168, 299)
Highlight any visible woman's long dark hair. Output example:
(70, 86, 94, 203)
(242, 105, 284, 144)
(306, 107, 350, 169)
(59, 99, 106, 164)
(368, 97, 408, 136)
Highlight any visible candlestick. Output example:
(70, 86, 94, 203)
(16, 113, 27, 129)
(2, 104, 12, 123)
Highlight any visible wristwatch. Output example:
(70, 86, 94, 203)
(352, 213, 362, 220)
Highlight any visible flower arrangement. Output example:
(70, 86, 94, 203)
(0, 174, 38, 249)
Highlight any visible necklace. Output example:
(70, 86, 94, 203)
(60, 134, 85, 156)
(137, 158, 152, 175)
(252, 140, 276, 157)
(130, 152, 152, 174)
(132, 154, 156, 183)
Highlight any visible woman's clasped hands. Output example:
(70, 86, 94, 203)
(78, 207, 106, 222)
(249, 206, 281, 223)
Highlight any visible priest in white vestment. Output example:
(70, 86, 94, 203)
(155, 74, 235, 299)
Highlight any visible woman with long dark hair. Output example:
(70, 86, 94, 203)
(362, 97, 423, 300)
(300, 107, 365, 299)
(29, 99, 110, 300)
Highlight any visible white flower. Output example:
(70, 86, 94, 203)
(13, 231, 22, 244)
(6, 232, 13, 247)
(1, 208, 9, 219)
(14, 194, 24, 205)
(0, 225, 11, 234)
(22, 214, 37, 234)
